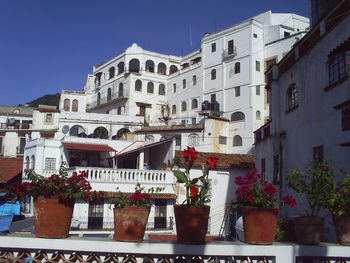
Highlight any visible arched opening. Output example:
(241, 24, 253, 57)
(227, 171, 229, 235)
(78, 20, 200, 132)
(129, 59, 140, 73)
(118, 83, 124, 97)
(181, 101, 187, 112)
(108, 67, 115, 79)
(145, 60, 155, 72)
(64, 99, 70, 111)
(72, 99, 79, 112)
(117, 62, 125, 74)
(147, 82, 154, 93)
(93, 127, 109, 139)
(191, 99, 198, 109)
(135, 79, 142, 91)
(158, 84, 165, 95)
(70, 125, 86, 137)
(115, 128, 130, 140)
(107, 88, 112, 102)
(231, 111, 245, 121)
(158, 63, 167, 75)
(169, 65, 178, 74)
(233, 135, 242, 146)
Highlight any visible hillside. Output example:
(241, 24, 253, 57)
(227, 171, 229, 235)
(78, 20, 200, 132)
(20, 93, 60, 108)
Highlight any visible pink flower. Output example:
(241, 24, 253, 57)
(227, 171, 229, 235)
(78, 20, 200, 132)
(281, 195, 296, 208)
(263, 183, 277, 195)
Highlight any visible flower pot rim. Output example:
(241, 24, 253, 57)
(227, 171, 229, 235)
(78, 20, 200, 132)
(293, 215, 324, 219)
(240, 205, 279, 211)
(174, 204, 210, 208)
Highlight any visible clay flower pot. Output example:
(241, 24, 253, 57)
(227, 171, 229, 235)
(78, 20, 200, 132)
(241, 206, 279, 245)
(333, 214, 350, 245)
(174, 204, 210, 244)
(114, 206, 150, 242)
(294, 216, 324, 245)
(34, 196, 74, 238)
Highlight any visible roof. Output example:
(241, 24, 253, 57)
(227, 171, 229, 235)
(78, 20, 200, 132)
(62, 142, 116, 152)
(116, 138, 173, 157)
(0, 105, 34, 117)
(103, 191, 176, 199)
(175, 150, 255, 170)
(0, 158, 23, 183)
(135, 124, 204, 133)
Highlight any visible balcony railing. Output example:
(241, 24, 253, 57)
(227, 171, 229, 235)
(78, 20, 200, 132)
(1, 235, 350, 263)
(222, 47, 237, 61)
(0, 122, 32, 129)
(88, 90, 130, 110)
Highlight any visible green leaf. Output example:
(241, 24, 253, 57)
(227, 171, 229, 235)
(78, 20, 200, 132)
(173, 170, 188, 183)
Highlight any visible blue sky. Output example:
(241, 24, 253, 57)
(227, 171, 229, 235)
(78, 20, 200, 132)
(0, 0, 309, 106)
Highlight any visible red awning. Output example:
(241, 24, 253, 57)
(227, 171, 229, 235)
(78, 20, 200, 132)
(62, 142, 116, 152)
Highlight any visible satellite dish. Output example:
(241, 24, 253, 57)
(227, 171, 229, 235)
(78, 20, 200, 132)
(62, 125, 70, 135)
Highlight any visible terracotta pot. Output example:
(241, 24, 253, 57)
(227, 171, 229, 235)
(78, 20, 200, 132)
(333, 214, 350, 245)
(33, 196, 74, 238)
(174, 204, 210, 244)
(241, 206, 279, 245)
(114, 206, 150, 242)
(294, 216, 324, 245)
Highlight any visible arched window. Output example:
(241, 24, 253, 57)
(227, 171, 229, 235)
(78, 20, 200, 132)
(145, 135, 155, 144)
(172, 105, 176, 114)
(135, 79, 142, 91)
(117, 62, 125, 74)
(72, 99, 79, 112)
(147, 82, 154, 93)
(145, 60, 155, 72)
(287, 83, 298, 110)
(211, 69, 216, 80)
(116, 128, 130, 140)
(70, 125, 86, 137)
(169, 65, 178, 74)
(129, 58, 140, 73)
(231, 111, 245, 121)
(233, 135, 242, 146)
(107, 88, 112, 102)
(158, 63, 167, 75)
(94, 127, 109, 139)
(188, 133, 200, 147)
(235, 62, 241, 74)
(64, 98, 70, 111)
(30, 155, 35, 169)
(159, 84, 165, 95)
(181, 101, 187, 112)
(118, 83, 124, 97)
(108, 67, 115, 79)
(256, 110, 261, 120)
(191, 99, 198, 109)
(97, 92, 101, 106)
(25, 156, 30, 170)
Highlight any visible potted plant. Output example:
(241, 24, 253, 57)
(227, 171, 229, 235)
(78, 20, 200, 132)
(109, 183, 162, 242)
(287, 161, 334, 245)
(324, 170, 350, 245)
(172, 146, 218, 244)
(12, 162, 97, 238)
(235, 168, 295, 244)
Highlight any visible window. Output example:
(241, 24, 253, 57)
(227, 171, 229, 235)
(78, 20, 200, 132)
(211, 94, 216, 103)
(287, 83, 298, 111)
(233, 135, 242, 146)
(273, 154, 279, 183)
(211, 43, 216, 52)
(30, 155, 35, 169)
(117, 107, 122, 115)
(107, 88, 112, 102)
(256, 85, 261, 95)
(95, 74, 101, 87)
(154, 199, 167, 229)
(173, 83, 177, 93)
(284, 31, 291, 37)
(228, 40, 234, 55)
(182, 79, 186, 89)
(145, 60, 155, 72)
(313, 145, 324, 163)
(234, 62, 240, 73)
(193, 75, 197, 85)
(256, 110, 261, 120)
(45, 158, 56, 170)
(135, 79, 142, 91)
(88, 200, 104, 229)
(63, 99, 70, 111)
(341, 105, 350, 131)
(188, 133, 200, 147)
(256, 61, 261, 72)
(118, 83, 124, 97)
(181, 101, 187, 111)
(72, 99, 78, 112)
(231, 111, 245, 121)
(117, 62, 124, 74)
(219, 136, 227, 145)
(159, 84, 165, 95)
(158, 63, 167, 75)
(169, 65, 178, 74)
(108, 67, 115, 79)
(329, 53, 346, 86)
(261, 158, 266, 175)
(147, 82, 154, 93)
(211, 69, 216, 80)
(191, 99, 198, 109)
(191, 118, 196, 125)
(45, 113, 53, 124)
(175, 135, 181, 146)
(172, 105, 176, 114)
(139, 106, 146, 117)
(18, 137, 26, 154)
(97, 92, 101, 106)
(129, 58, 140, 73)
(253, 33, 258, 38)
(235, 86, 240, 97)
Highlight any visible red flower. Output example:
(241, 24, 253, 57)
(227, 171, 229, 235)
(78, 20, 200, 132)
(206, 156, 219, 170)
(263, 183, 277, 195)
(182, 147, 198, 165)
(281, 195, 296, 208)
(190, 186, 199, 197)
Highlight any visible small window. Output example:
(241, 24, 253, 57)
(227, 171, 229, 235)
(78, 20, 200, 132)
(63, 99, 70, 111)
(117, 62, 125, 74)
(253, 33, 258, 38)
(256, 85, 261, 95)
(329, 53, 346, 86)
(172, 105, 176, 114)
(284, 31, 291, 37)
(211, 69, 216, 80)
(228, 40, 234, 55)
(147, 82, 154, 93)
(117, 107, 122, 115)
(211, 43, 216, 52)
(158, 63, 167, 75)
(183, 79, 186, 89)
(45, 113, 53, 124)
(30, 155, 35, 169)
(256, 61, 260, 72)
(191, 99, 198, 109)
(118, 83, 124, 97)
(256, 110, 261, 120)
(287, 83, 298, 111)
(219, 136, 227, 145)
(175, 135, 181, 146)
(233, 135, 242, 146)
(145, 60, 155, 72)
(135, 79, 142, 91)
(129, 58, 140, 73)
(191, 118, 196, 125)
(169, 65, 178, 74)
(95, 74, 101, 87)
(18, 137, 26, 154)
(107, 88, 112, 102)
(173, 83, 177, 93)
(45, 158, 56, 170)
(313, 145, 324, 163)
(188, 133, 200, 147)
(97, 92, 101, 106)
(159, 84, 166, 95)
(193, 75, 197, 85)
(108, 67, 115, 79)
(235, 86, 240, 97)
(72, 99, 78, 112)
(181, 101, 187, 111)
(231, 111, 245, 121)
(234, 62, 240, 73)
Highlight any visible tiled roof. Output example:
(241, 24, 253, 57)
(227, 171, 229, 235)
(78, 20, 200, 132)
(103, 192, 177, 200)
(175, 150, 255, 170)
(0, 157, 23, 183)
(62, 142, 116, 152)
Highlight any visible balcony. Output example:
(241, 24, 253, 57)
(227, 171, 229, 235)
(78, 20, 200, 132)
(222, 47, 237, 62)
(1, 235, 350, 263)
(0, 122, 32, 130)
(88, 90, 130, 111)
